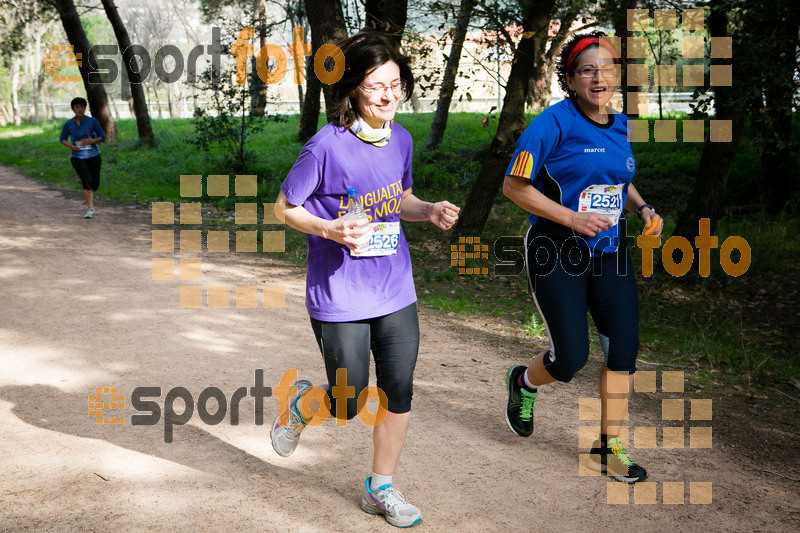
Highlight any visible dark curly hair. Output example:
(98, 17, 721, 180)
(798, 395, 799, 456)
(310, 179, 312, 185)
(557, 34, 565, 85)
(328, 30, 414, 128)
(555, 30, 620, 97)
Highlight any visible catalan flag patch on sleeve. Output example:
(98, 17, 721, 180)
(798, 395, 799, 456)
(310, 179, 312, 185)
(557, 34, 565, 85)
(509, 150, 534, 180)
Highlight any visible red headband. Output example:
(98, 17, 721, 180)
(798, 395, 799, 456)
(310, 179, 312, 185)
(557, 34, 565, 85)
(566, 37, 619, 71)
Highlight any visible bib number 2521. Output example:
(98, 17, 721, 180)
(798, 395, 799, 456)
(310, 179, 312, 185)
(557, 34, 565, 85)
(578, 184, 624, 226)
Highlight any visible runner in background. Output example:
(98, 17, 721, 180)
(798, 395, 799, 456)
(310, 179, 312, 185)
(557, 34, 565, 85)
(59, 97, 105, 219)
(502, 31, 662, 483)
(271, 31, 459, 528)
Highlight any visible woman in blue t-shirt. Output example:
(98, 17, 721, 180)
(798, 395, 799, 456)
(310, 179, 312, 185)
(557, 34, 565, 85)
(502, 31, 662, 484)
(59, 97, 106, 219)
(271, 31, 459, 528)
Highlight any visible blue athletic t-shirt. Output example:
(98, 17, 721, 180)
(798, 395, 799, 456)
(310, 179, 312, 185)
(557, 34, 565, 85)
(60, 116, 105, 159)
(506, 97, 635, 253)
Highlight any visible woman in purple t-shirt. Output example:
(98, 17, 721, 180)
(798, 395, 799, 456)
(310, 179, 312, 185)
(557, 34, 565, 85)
(271, 31, 459, 528)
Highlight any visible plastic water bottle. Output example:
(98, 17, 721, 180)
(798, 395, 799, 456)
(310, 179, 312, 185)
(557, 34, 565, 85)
(345, 187, 369, 253)
(345, 187, 366, 221)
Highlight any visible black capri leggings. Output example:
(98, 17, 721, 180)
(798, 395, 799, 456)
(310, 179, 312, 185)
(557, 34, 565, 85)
(525, 226, 639, 382)
(70, 155, 101, 191)
(310, 302, 420, 419)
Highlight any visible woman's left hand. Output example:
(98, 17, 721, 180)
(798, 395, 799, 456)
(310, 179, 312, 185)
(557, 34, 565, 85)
(640, 209, 663, 237)
(430, 201, 460, 230)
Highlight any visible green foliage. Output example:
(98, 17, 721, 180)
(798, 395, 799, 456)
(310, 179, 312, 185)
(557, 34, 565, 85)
(80, 13, 115, 47)
(522, 312, 546, 337)
(418, 295, 473, 314)
(189, 14, 286, 174)
(191, 72, 267, 173)
(0, 116, 311, 205)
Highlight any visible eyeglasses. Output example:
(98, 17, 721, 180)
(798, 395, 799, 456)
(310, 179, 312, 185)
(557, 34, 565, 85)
(572, 67, 618, 80)
(359, 79, 406, 96)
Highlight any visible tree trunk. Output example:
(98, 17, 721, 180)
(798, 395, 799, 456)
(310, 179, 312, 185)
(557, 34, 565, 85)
(297, 83, 304, 113)
(298, 0, 347, 142)
(43, 82, 54, 120)
(298, 57, 323, 142)
(410, 91, 422, 113)
(152, 83, 163, 119)
(251, 0, 268, 116)
(427, 0, 475, 151)
(167, 82, 175, 118)
(453, 0, 556, 239)
(674, 0, 743, 237)
(11, 56, 21, 126)
(364, 0, 408, 48)
(528, 4, 589, 111)
(657, 85, 662, 120)
(297, 23, 307, 114)
(528, 71, 551, 111)
(146, 86, 153, 116)
(36, 71, 47, 122)
(100, 0, 152, 140)
(51, 12, 108, 120)
(759, 0, 799, 214)
(32, 34, 42, 122)
(2, 102, 13, 125)
(53, 0, 117, 140)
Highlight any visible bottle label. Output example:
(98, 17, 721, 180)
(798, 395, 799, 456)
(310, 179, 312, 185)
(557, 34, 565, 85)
(350, 222, 400, 257)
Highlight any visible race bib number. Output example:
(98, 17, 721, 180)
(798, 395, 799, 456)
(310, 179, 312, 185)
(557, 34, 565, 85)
(351, 222, 400, 257)
(76, 141, 92, 151)
(578, 185, 623, 226)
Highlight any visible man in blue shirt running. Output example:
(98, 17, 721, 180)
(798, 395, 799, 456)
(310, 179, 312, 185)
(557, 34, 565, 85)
(60, 97, 106, 219)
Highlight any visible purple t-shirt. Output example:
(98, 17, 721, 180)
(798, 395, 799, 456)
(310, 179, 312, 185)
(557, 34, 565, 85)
(281, 122, 417, 322)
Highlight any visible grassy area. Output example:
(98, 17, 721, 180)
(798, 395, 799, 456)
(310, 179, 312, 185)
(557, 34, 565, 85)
(1, 111, 797, 388)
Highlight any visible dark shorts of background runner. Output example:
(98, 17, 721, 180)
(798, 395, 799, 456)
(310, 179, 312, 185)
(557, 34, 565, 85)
(70, 155, 101, 191)
(309, 302, 420, 418)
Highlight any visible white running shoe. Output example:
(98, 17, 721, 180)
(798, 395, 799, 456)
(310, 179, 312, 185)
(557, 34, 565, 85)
(361, 477, 422, 528)
(270, 380, 312, 457)
(84, 208, 95, 219)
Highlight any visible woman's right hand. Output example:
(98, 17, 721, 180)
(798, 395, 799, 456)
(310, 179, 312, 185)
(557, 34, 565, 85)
(323, 216, 372, 252)
(569, 211, 614, 237)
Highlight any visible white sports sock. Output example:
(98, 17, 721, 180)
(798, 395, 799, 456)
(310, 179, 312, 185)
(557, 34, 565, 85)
(523, 368, 537, 390)
(371, 472, 393, 491)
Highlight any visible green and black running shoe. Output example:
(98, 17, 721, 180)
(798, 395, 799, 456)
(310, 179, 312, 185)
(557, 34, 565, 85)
(504, 365, 538, 437)
(589, 437, 648, 483)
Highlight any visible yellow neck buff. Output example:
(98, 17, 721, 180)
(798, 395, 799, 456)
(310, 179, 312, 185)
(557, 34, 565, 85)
(350, 115, 392, 147)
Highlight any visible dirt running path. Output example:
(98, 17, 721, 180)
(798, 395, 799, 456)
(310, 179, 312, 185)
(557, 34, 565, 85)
(0, 167, 798, 532)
